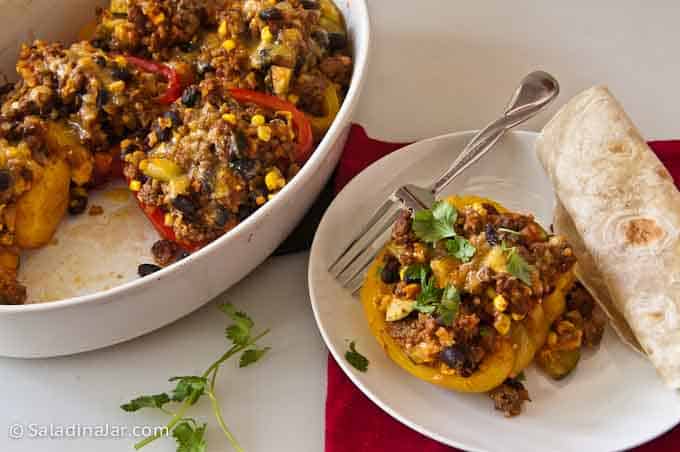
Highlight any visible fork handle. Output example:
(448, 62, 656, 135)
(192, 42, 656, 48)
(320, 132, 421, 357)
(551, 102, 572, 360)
(428, 117, 507, 195)
(429, 71, 559, 196)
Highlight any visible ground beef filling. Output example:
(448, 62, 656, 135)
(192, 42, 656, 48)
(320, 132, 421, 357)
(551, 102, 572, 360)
(489, 378, 531, 417)
(382, 204, 577, 377)
(124, 79, 299, 244)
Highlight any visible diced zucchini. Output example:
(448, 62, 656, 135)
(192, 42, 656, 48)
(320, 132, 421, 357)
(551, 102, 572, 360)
(483, 246, 507, 273)
(271, 65, 293, 96)
(536, 348, 580, 380)
(385, 297, 415, 322)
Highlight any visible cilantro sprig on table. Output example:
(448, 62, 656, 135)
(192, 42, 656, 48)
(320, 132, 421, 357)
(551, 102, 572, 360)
(345, 341, 369, 372)
(412, 201, 476, 262)
(121, 302, 270, 452)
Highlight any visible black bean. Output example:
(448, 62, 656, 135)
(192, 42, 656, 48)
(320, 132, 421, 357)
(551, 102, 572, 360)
(485, 223, 498, 246)
(152, 123, 171, 142)
(172, 195, 196, 217)
(440, 346, 467, 370)
(138, 263, 162, 277)
(163, 110, 181, 127)
(215, 206, 230, 227)
(380, 257, 400, 284)
(196, 61, 214, 76)
(112, 67, 132, 81)
(94, 56, 107, 67)
(178, 41, 198, 52)
(328, 32, 347, 51)
(121, 142, 138, 155)
(259, 7, 283, 20)
(0, 170, 11, 191)
(90, 38, 109, 50)
(181, 86, 200, 107)
(68, 188, 88, 215)
(229, 130, 249, 159)
(312, 30, 330, 48)
(255, 47, 272, 70)
(96, 88, 109, 110)
(229, 158, 257, 179)
(237, 204, 255, 221)
(300, 0, 320, 9)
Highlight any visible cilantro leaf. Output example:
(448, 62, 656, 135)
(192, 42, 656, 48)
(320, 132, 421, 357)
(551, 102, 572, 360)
(515, 371, 527, 382)
(437, 285, 460, 325)
(500, 241, 534, 286)
(445, 236, 476, 262)
(172, 420, 207, 452)
(239, 347, 271, 368)
(412, 201, 458, 243)
(413, 274, 443, 314)
(402, 264, 428, 283)
(169, 376, 208, 405)
(221, 302, 254, 346)
(345, 341, 369, 372)
(506, 249, 533, 286)
(120, 393, 170, 412)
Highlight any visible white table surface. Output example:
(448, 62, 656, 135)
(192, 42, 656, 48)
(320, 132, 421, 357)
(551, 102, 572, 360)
(3, 1, 680, 451)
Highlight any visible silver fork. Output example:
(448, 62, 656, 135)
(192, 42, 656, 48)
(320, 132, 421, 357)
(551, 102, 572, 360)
(329, 70, 560, 293)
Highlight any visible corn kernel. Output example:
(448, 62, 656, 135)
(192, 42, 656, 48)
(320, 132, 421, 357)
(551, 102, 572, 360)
(494, 314, 511, 336)
(164, 213, 173, 226)
(486, 287, 497, 299)
(129, 180, 141, 191)
(264, 168, 285, 191)
(222, 39, 236, 51)
(472, 202, 488, 217)
(151, 12, 165, 25)
(251, 114, 266, 126)
(255, 195, 266, 206)
(257, 125, 272, 142)
(493, 294, 508, 312)
(511, 312, 526, 321)
(108, 80, 125, 94)
(139, 160, 149, 171)
(218, 20, 228, 38)
(547, 331, 558, 346)
(261, 26, 274, 43)
(399, 267, 407, 281)
(267, 193, 276, 201)
(222, 113, 237, 124)
(115, 56, 128, 66)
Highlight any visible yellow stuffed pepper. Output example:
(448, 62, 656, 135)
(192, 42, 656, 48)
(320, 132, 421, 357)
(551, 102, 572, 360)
(360, 195, 579, 416)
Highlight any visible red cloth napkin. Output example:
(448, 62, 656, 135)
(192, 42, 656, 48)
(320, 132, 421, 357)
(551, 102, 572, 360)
(325, 124, 680, 452)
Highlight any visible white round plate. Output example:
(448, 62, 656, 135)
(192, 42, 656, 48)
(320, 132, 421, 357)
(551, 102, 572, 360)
(308, 130, 680, 452)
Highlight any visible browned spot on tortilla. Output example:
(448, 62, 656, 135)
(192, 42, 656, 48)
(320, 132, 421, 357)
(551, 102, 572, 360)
(624, 218, 664, 245)
(607, 141, 627, 154)
(656, 165, 673, 181)
(649, 311, 665, 321)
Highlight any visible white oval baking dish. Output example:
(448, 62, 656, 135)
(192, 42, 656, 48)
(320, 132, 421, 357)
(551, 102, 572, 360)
(0, 0, 370, 357)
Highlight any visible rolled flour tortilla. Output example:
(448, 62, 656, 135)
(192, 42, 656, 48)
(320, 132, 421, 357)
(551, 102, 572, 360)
(536, 86, 680, 387)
